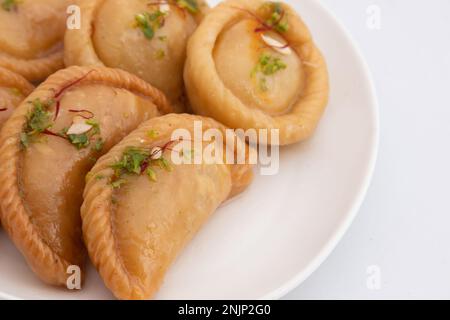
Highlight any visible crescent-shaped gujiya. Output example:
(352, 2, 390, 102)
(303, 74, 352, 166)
(0, 0, 70, 81)
(65, 0, 209, 112)
(0, 66, 173, 285)
(82, 114, 253, 299)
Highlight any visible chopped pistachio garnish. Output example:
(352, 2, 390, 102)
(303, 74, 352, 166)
(86, 119, 101, 135)
(1, 0, 19, 12)
(93, 138, 105, 152)
(68, 133, 89, 149)
(158, 35, 167, 42)
(9, 88, 22, 96)
(260, 2, 289, 33)
(85, 172, 94, 182)
(146, 167, 157, 182)
(151, 146, 163, 159)
(111, 179, 127, 189)
(155, 157, 172, 172)
(113, 147, 149, 175)
(135, 9, 167, 40)
(251, 53, 287, 92)
(181, 148, 195, 160)
(63, 118, 103, 151)
(21, 99, 54, 148)
(259, 78, 268, 92)
(175, 0, 199, 14)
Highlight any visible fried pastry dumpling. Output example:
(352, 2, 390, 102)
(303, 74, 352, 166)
(81, 114, 253, 299)
(0, 0, 70, 81)
(0, 66, 173, 286)
(185, 0, 329, 145)
(0, 67, 34, 128)
(65, 0, 209, 112)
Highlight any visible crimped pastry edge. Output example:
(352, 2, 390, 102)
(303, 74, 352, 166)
(0, 65, 173, 286)
(81, 113, 253, 299)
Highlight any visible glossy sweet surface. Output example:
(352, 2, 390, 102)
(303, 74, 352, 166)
(113, 158, 231, 297)
(66, 0, 205, 110)
(214, 19, 304, 116)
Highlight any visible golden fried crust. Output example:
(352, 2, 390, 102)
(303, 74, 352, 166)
(81, 114, 253, 299)
(184, 0, 329, 145)
(64, 0, 210, 112)
(0, 67, 35, 95)
(0, 66, 173, 286)
(0, 67, 34, 127)
(0, 50, 64, 83)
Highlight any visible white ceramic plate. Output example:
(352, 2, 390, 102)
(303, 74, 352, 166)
(0, 0, 378, 300)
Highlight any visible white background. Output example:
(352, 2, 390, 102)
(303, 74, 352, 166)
(285, 0, 450, 299)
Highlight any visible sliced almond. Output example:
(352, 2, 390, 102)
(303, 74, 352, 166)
(261, 33, 292, 56)
(67, 122, 93, 135)
(160, 3, 170, 14)
(151, 147, 163, 160)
